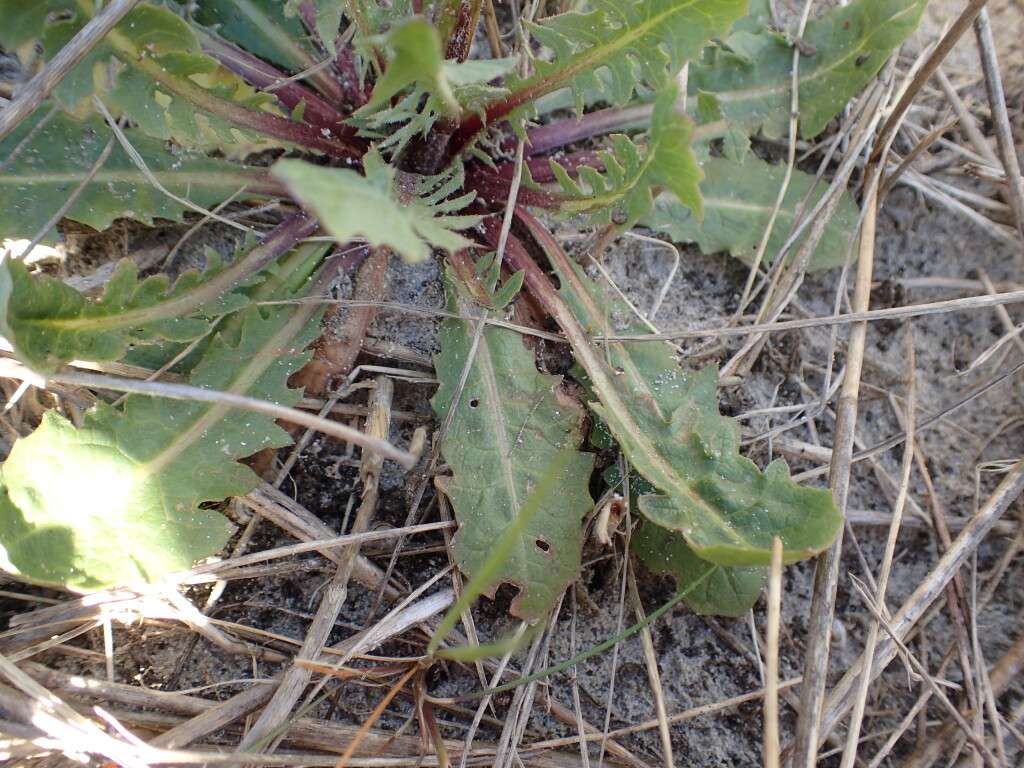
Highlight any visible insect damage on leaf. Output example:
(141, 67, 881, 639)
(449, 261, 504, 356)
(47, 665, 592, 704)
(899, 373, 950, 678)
(431, 261, 594, 623)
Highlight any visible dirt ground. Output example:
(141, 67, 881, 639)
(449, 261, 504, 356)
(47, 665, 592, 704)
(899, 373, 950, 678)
(1, 1, 1023, 767)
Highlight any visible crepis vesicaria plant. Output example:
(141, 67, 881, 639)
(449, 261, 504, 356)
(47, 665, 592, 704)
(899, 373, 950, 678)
(0, 0, 925, 617)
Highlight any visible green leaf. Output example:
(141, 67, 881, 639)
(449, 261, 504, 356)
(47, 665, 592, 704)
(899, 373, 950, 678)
(604, 459, 765, 616)
(352, 26, 513, 154)
(721, 129, 751, 163)
(517, 0, 747, 112)
(1, 0, 278, 152)
(0, 0, 66, 50)
(728, 0, 773, 34)
(526, 221, 843, 567)
(0, 255, 244, 372)
(0, 110, 277, 243)
(690, 0, 928, 139)
(640, 155, 860, 269)
(272, 154, 479, 263)
(363, 19, 459, 115)
(0, 258, 323, 591)
(192, 0, 312, 71)
(0, 212, 317, 373)
(633, 520, 766, 617)
(346, 0, 415, 34)
(555, 83, 703, 226)
(491, 269, 525, 310)
(431, 266, 594, 623)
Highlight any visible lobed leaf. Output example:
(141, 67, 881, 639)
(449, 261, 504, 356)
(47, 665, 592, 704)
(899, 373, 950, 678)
(0, 0, 281, 153)
(690, 0, 928, 139)
(597, 452, 765, 616)
(517, 0, 747, 113)
(515, 215, 843, 567)
(0, 256, 239, 373)
(362, 20, 459, 115)
(640, 155, 860, 269)
(272, 153, 480, 263)
(431, 264, 594, 623)
(352, 19, 513, 153)
(0, 211, 316, 373)
(554, 83, 703, 226)
(0, 256, 324, 591)
(0, 111, 279, 243)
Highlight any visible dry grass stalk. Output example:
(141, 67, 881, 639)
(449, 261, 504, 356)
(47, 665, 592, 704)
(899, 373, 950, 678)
(628, 563, 673, 767)
(0, 0, 143, 142)
(236, 376, 396, 753)
(973, 8, 1024, 241)
(764, 538, 783, 768)
(816, 458, 1024, 752)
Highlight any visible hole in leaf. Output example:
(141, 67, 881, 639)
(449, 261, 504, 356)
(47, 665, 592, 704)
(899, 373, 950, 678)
(535, 538, 550, 552)
(468, 398, 480, 408)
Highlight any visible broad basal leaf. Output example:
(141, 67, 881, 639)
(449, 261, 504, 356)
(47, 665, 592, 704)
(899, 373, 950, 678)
(516, 0, 747, 113)
(431, 263, 594, 624)
(0, 111, 278, 243)
(0, 259, 323, 591)
(640, 155, 860, 269)
(520, 214, 842, 567)
(691, 0, 927, 139)
(554, 83, 703, 226)
(272, 153, 479, 263)
(0, 255, 234, 372)
(634, 519, 766, 617)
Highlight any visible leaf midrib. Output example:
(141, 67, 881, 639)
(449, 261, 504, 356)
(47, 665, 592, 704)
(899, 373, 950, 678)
(714, 5, 921, 108)
(539, 243, 754, 553)
(510, 0, 705, 108)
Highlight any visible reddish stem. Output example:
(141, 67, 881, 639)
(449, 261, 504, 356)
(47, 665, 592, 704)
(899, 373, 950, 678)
(441, 0, 484, 62)
(465, 164, 565, 209)
(492, 151, 604, 183)
(333, 45, 371, 108)
(196, 27, 360, 143)
(507, 103, 655, 156)
(132, 52, 362, 161)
